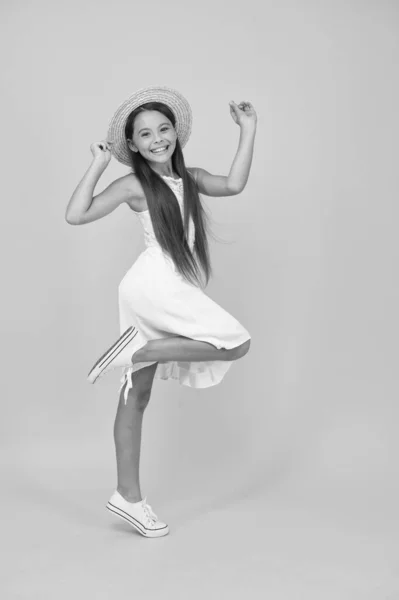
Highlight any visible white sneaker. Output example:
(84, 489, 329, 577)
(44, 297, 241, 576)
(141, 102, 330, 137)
(87, 326, 147, 384)
(106, 490, 169, 538)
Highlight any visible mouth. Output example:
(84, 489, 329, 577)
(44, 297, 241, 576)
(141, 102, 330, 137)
(151, 145, 169, 155)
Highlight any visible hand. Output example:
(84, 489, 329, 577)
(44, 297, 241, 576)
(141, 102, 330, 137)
(90, 140, 112, 166)
(229, 101, 257, 128)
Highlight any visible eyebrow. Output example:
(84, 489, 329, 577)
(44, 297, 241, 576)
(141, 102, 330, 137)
(137, 122, 171, 134)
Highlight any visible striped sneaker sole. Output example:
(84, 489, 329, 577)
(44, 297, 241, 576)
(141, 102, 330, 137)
(87, 326, 137, 384)
(106, 502, 169, 538)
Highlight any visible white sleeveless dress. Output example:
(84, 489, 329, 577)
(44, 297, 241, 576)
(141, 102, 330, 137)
(117, 174, 251, 401)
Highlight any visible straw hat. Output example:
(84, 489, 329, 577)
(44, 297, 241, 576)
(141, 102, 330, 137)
(106, 85, 192, 166)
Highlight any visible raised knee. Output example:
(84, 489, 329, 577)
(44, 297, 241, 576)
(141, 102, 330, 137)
(240, 338, 251, 357)
(230, 338, 251, 360)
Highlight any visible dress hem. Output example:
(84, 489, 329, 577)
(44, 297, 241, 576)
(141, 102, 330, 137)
(118, 333, 251, 402)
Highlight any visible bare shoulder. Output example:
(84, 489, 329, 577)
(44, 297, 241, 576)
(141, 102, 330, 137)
(121, 172, 146, 211)
(187, 167, 199, 184)
(118, 172, 143, 198)
(72, 172, 146, 225)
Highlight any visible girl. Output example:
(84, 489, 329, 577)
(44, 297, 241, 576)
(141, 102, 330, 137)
(66, 86, 257, 538)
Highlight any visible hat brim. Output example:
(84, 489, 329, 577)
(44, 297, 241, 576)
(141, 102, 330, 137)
(106, 86, 192, 166)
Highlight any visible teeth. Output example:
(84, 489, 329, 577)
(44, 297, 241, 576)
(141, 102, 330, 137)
(152, 147, 168, 153)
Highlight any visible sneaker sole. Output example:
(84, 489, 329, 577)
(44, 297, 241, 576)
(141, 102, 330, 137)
(106, 502, 169, 538)
(87, 326, 138, 384)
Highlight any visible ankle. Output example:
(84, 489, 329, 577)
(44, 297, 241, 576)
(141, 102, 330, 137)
(117, 487, 142, 503)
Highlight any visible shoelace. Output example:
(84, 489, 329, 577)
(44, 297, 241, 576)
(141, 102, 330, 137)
(141, 498, 158, 525)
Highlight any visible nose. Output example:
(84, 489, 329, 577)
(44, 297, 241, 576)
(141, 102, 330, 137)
(153, 132, 163, 143)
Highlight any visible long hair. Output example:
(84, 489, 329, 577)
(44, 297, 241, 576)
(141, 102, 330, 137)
(124, 101, 212, 288)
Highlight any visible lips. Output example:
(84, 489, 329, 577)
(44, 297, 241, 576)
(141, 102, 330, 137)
(151, 146, 169, 154)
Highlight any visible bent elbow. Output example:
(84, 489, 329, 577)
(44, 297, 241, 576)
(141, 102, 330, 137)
(227, 184, 244, 196)
(65, 214, 80, 225)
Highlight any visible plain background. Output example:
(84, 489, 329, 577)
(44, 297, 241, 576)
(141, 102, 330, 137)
(1, 0, 398, 598)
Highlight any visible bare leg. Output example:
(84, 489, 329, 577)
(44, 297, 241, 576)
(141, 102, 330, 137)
(113, 337, 250, 502)
(132, 336, 251, 364)
(113, 362, 158, 502)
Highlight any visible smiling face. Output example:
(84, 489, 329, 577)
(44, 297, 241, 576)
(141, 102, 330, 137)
(127, 110, 177, 167)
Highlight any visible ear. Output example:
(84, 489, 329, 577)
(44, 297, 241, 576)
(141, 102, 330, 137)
(127, 139, 138, 153)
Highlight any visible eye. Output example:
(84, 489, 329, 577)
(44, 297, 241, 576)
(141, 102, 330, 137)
(141, 132, 149, 137)
(161, 126, 169, 132)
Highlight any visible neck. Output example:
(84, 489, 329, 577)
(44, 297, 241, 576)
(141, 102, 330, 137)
(151, 168, 178, 179)
(148, 157, 178, 179)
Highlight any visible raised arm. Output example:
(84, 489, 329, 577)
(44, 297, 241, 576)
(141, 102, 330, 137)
(65, 140, 137, 225)
(189, 101, 257, 197)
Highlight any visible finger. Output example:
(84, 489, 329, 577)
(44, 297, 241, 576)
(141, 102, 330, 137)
(231, 104, 242, 114)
